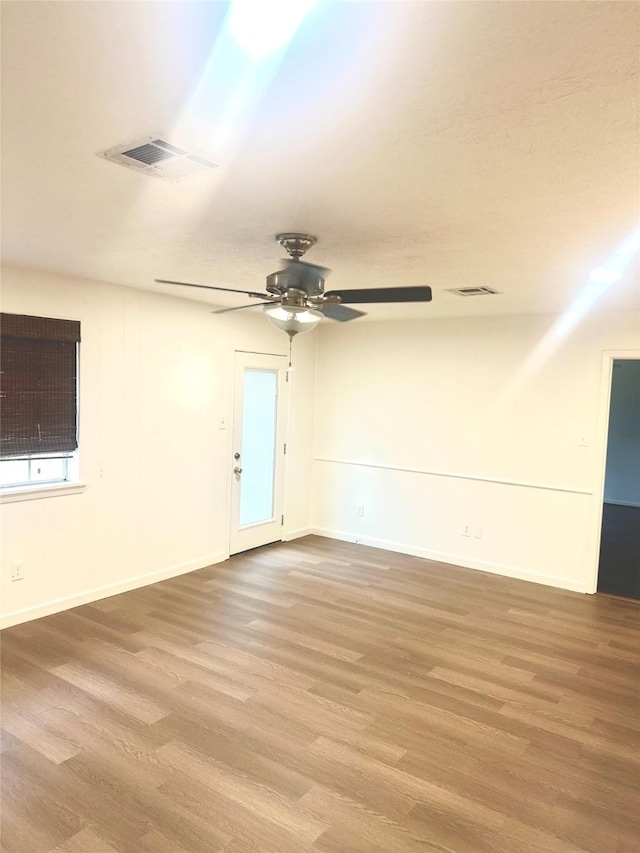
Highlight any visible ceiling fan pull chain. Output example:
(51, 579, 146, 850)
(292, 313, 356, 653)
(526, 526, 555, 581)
(287, 334, 294, 374)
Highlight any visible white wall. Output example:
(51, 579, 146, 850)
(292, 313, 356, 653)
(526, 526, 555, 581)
(0, 265, 316, 627)
(312, 310, 639, 592)
(603, 359, 640, 506)
(2, 265, 636, 627)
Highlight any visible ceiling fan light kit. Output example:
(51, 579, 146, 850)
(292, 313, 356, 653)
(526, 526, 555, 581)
(263, 304, 323, 334)
(262, 302, 323, 372)
(156, 233, 433, 367)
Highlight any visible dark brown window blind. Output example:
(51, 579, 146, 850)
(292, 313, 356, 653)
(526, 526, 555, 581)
(0, 313, 81, 457)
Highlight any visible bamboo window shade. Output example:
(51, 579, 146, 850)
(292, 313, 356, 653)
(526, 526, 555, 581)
(1, 313, 81, 457)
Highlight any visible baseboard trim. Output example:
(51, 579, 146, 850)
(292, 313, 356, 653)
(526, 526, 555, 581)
(284, 526, 315, 542)
(0, 551, 229, 630)
(311, 527, 589, 594)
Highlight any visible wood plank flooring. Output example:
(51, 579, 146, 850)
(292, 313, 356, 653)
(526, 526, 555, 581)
(1, 535, 639, 853)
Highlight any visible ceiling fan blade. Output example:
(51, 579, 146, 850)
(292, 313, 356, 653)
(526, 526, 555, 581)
(318, 303, 366, 322)
(212, 302, 277, 314)
(324, 286, 433, 304)
(155, 278, 272, 300)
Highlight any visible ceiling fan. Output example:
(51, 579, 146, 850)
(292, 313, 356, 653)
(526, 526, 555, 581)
(156, 232, 432, 344)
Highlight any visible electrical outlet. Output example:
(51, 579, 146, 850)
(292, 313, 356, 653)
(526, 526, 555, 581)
(356, 505, 365, 518)
(473, 526, 483, 539)
(462, 524, 471, 537)
(11, 561, 24, 582)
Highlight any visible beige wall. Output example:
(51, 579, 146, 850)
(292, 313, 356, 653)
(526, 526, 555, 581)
(0, 265, 316, 627)
(312, 311, 639, 592)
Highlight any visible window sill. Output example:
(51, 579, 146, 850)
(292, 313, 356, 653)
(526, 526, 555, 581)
(0, 482, 86, 504)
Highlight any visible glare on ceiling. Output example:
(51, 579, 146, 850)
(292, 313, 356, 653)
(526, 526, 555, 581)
(228, 0, 317, 58)
(553, 227, 640, 341)
(495, 227, 640, 407)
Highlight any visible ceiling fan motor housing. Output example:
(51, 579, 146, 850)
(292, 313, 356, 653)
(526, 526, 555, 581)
(266, 266, 325, 296)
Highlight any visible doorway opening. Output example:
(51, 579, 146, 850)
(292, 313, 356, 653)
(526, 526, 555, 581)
(596, 358, 639, 600)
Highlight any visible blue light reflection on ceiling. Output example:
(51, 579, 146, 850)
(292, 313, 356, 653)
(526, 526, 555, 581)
(551, 228, 640, 342)
(173, 0, 320, 161)
(495, 228, 640, 407)
(229, 0, 318, 59)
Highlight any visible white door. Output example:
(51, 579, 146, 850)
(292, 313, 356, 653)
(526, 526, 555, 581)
(229, 352, 287, 555)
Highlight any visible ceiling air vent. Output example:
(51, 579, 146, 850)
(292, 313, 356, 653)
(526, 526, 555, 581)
(446, 286, 501, 297)
(98, 136, 218, 182)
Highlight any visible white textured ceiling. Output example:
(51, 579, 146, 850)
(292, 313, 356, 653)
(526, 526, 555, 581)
(2, 1, 638, 320)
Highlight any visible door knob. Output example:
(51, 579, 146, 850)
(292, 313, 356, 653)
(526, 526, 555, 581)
(234, 467, 243, 475)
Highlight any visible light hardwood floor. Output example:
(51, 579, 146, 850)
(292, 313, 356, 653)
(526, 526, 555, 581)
(1, 535, 639, 853)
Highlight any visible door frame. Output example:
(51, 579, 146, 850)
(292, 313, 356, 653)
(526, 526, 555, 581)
(227, 349, 289, 556)
(586, 349, 640, 594)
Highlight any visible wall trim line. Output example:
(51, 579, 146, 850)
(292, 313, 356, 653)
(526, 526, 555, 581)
(311, 527, 589, 594)
(314, 457, 592, 496)
(1, 551, 229, 630)
(1, 482, 86, 504)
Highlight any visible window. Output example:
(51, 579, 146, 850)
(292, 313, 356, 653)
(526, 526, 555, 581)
(1, 313, 80, 490)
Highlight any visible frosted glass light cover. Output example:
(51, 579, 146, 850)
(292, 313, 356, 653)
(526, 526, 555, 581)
(263, 305, 322, 335)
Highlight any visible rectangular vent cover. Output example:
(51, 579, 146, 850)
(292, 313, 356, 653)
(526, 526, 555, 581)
(446, 287, 501, 297)
(98, 136, 218, 182)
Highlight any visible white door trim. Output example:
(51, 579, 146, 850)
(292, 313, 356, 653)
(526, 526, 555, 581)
(586, 349, 640, 594)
